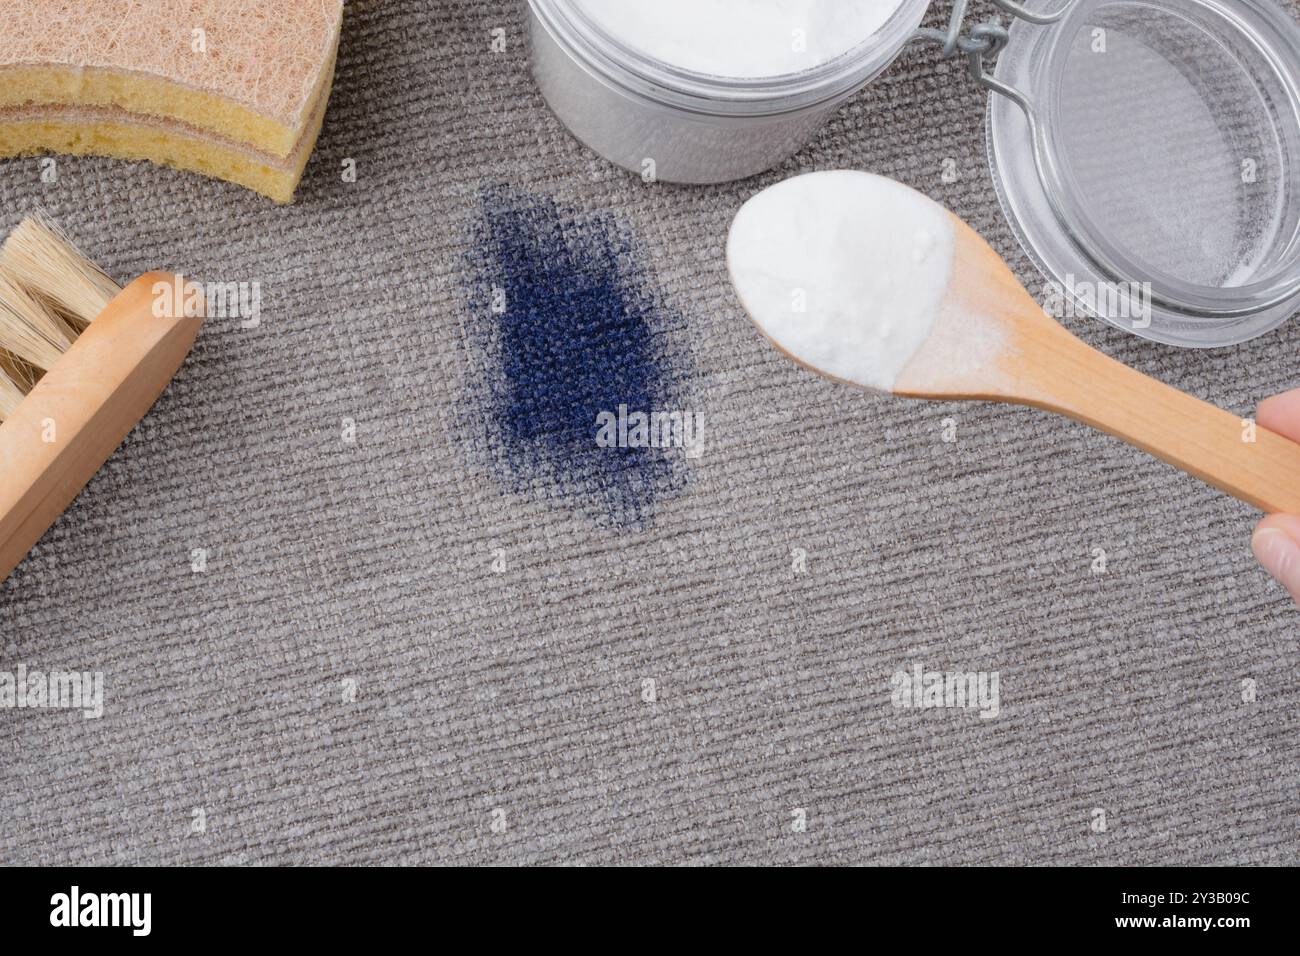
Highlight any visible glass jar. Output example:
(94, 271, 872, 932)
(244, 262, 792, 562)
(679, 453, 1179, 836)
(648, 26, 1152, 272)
(988, 0, 1300, 347)
(526, 0, 933, 184)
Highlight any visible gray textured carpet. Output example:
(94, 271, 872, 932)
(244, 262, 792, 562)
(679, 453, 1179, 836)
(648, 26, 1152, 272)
(1, 0, 1297, 866)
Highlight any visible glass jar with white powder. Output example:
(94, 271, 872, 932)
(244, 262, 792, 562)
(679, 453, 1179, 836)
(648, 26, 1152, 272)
(527, 0, 931, 184)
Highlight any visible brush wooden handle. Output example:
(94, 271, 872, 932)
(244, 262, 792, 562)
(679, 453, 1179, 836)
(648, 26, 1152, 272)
(0, 273, 202, 583)
(1015, 331, 1300, 514)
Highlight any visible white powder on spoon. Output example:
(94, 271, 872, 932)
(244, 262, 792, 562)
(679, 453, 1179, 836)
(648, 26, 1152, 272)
(726, 170, 956, 392)
(571, 0, 907, 78)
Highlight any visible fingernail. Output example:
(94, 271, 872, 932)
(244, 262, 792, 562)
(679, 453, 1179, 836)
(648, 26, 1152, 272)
(1253, 527, 1300, 595)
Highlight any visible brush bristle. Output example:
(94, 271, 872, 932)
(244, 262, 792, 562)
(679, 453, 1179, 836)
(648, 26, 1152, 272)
(0, 215, 120, 328)
(0, 270, 74, 372)
(0, 365, 23, 421)
(0, 216, 117, 424)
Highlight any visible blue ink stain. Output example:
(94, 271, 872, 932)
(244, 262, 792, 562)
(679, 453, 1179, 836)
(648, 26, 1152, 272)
(464, 187, 692, 527)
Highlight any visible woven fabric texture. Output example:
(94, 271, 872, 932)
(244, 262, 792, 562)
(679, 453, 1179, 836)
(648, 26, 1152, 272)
(0, 0, 1296, 865)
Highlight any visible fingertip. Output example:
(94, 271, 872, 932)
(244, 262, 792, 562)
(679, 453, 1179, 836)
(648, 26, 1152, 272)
(1257, 388, 1300, 443)
(1253, 516, 1300, 604)
(1255, 513, 1300, 542)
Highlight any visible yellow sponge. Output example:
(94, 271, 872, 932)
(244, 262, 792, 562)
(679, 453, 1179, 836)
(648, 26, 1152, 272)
(0, 0, 343, 199)
(0, 98, 330, 204)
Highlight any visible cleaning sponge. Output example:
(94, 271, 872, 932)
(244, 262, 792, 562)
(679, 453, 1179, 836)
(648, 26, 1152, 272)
(0, 0, 343, 200)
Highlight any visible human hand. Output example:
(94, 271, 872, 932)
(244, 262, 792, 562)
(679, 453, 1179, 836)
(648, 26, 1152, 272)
(1252, 388, 1300, 604)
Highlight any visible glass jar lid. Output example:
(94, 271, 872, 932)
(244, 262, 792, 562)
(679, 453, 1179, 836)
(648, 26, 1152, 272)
(988, 0, 1300, 346)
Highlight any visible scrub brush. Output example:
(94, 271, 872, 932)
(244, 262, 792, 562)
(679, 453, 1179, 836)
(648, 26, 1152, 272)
(0, 217, 203, 584)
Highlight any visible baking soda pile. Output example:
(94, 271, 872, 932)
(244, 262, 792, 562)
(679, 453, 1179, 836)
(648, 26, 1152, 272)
(727, 170, 956, 392)
(573, 0, 906, 78)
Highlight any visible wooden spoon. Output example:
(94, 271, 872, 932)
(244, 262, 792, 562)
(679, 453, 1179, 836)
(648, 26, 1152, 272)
(729, 173, 1300, 513)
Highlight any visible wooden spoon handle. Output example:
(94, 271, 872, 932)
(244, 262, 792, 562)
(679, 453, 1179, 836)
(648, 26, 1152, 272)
(1023, 339, 1300, 514)
(0, 272, 203, 583)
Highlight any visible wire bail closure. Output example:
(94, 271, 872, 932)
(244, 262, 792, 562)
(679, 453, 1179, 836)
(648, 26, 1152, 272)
(911, 0, 1076, 123)
(913, 0, 1084, 293)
